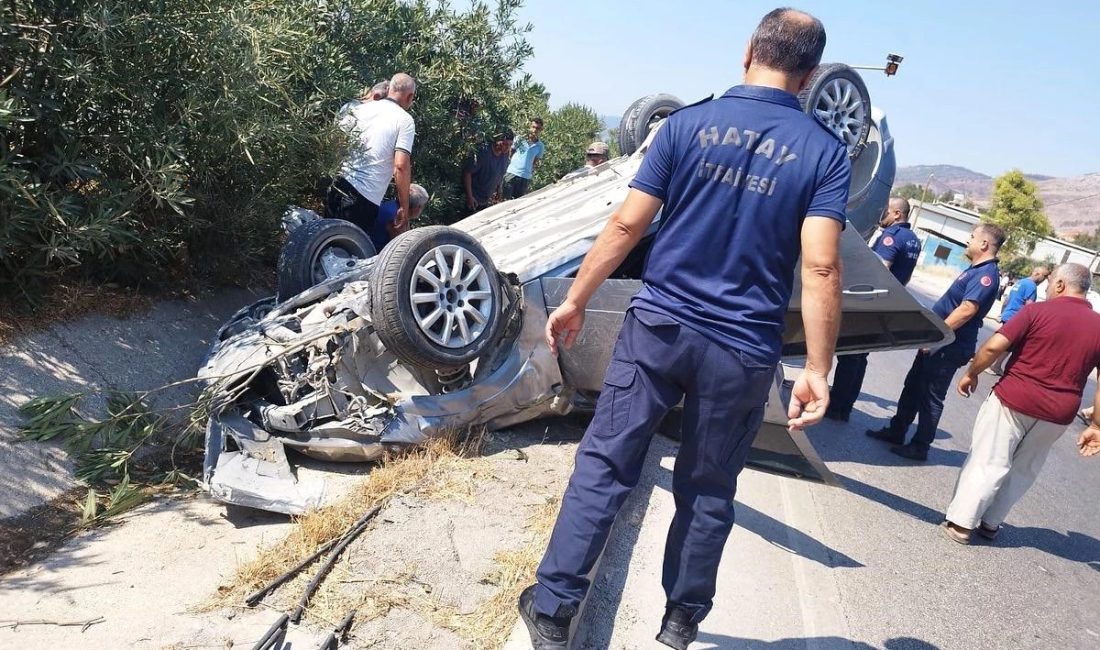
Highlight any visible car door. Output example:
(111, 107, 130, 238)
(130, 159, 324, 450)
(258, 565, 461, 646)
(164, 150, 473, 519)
(538, 224, 952, 486)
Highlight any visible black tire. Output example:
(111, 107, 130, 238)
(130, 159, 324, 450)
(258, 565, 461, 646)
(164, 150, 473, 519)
(370, 226, 503, 369)
(797, 63, 872, 160)
(618, 93, 684, 156)
(277, 219, 376, 301)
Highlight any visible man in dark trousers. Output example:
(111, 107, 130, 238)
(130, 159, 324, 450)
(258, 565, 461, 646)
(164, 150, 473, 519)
(867, 223, 1005, 461)
(518, 9, 849, 650)
(826, 197, 921, 421)
(943, 263, 1100, 543)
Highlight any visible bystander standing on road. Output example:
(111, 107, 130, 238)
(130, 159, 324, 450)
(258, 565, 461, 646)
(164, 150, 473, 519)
(327, 73, 417, 236)
(462, 129, 514, 214)
(561, 141, 610, 180)
(987, 265, 1049, 375)
(826, 197, 921, 422)
(503, 117, 545, 199)
(518, 9, 849, 650)
(867, 224, 1005, 461)
(366, 183, 429, 251)
(942, 263, 1100, 544)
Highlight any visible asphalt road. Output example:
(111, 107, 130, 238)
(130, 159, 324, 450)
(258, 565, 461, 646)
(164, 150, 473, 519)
(786, 287, 1100, 649)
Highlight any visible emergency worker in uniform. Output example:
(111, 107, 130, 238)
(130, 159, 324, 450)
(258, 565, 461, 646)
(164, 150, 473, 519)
(826, 197, 921, 421)
(868, 224, 1005, 461)
(517, 9, 850, 650)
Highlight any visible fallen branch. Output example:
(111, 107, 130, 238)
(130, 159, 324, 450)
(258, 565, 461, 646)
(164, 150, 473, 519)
(0, 616, 105, 632)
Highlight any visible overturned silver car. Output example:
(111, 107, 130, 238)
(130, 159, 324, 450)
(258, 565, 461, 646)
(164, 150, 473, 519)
(199, 65, 952, 514)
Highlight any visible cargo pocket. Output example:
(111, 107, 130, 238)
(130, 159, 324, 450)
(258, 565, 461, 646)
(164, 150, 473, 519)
(599, 358, 638, 438)
(722, 406, 766, 468)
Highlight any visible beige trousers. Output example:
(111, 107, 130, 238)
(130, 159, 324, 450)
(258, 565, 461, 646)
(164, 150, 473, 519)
(945, 392, 1068, 529)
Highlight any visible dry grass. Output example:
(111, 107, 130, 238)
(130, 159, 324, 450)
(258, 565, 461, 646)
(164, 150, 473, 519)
(205, 426, 562, 649)
(0, 280, 154, 345)
(205, 429, 491, 617)
(424, 496, 562, 649)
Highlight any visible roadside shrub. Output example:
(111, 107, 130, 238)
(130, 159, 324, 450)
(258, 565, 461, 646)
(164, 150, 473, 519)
(0, 0, 552, 301)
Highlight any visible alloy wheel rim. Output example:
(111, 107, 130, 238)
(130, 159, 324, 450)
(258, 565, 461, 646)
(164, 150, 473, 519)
(813, 77, 866, 152)
(408, 244, 493, 348)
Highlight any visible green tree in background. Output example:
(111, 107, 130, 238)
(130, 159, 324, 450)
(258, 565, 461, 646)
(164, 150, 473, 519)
(1, 0, 581, 301)
(530, 103, 603, 189)
(938, 190, 955, 203)
(984, 169, 1053, 258)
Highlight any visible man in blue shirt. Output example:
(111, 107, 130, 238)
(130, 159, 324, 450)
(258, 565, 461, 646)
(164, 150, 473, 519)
(503, 117, 545, 199)
(367, 183, 429, 251)
(518, 10, 848, 650)
(988, 265, 1049, 375)
(827, 197, 922, 421)
(868, 223, 1006, 461)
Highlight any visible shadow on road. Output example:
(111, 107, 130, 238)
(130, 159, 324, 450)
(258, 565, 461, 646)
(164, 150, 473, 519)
(994, 525, 1100, 572)
(695, 633, 941, 649)
(836, 474, 943, 525)
(838, 473, 1100, 572)
(735, 502, 864, 569)
(810, 416, 968, 468)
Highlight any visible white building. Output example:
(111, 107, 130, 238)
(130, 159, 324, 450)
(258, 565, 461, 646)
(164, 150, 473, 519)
(907, 201, 1100, 275)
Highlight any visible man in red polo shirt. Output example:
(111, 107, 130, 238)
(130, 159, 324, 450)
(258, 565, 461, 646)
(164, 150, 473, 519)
(942, 263, 1100, 544)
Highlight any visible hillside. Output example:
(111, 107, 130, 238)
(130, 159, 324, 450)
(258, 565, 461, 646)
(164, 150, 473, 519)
(894, 165, 1100, 236)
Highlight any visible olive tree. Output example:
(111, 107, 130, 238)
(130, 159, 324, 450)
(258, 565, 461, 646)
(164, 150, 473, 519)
(0, 0, 552, 299)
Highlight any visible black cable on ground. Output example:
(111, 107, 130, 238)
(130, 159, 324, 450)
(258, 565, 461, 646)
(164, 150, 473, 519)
(246, 502, 387, 608)
(250, 612, 289, 650)
(290, 502, 384, 623)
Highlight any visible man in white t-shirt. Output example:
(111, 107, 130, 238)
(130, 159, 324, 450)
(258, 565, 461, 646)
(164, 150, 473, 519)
(327, 73, 416, 235)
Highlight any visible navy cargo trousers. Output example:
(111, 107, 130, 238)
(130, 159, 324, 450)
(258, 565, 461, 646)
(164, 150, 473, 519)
(534, 308, 775, 623)
(887, 347, 971, 450)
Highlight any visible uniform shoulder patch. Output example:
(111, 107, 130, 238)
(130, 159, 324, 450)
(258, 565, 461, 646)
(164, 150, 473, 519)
(670, 94, 714, 116)
(980, 275, 992, 287)
(882, 236, 895, 247)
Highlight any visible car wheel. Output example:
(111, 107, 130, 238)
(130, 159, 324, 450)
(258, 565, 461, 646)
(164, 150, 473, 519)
(618, 93, 684, 156)
(217, 297, 277, 341)
(798, 63, 872, 160)
(370, 226, 503, 369)
(277, 219, 377, 301)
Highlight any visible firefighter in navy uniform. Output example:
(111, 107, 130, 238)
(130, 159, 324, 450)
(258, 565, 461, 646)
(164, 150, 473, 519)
(517, 9, 850, 650)
(826, 197, 922, 422)
(868, 223, 1005, 461)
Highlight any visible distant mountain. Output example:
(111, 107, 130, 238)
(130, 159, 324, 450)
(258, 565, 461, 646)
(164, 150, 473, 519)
(895, 165, 992, 185)
(894, 165, 1100, 237)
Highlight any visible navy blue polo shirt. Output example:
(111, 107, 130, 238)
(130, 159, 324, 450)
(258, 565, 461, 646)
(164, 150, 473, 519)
(628, 85, 851, 364)
(933, 258, 1000, 355)
(873, 222, 921, 285)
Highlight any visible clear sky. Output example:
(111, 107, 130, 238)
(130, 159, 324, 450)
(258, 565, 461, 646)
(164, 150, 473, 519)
(513, 0, 1098, 178)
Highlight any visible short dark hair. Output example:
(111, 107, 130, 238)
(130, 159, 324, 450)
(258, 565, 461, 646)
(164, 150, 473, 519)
(493, 128, 515, 142)
(750, 8, 826, 75)
(531, 117, 544, 127)
(976, 223, 1007, 249)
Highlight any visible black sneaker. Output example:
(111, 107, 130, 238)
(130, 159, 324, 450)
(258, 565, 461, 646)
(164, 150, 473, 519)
(518, 584, 569, 649)
(824, 409, 850, 422)
(890, 443, 928, 461)
(865, 427, 905, 445)
(656, 606, 698, 650)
